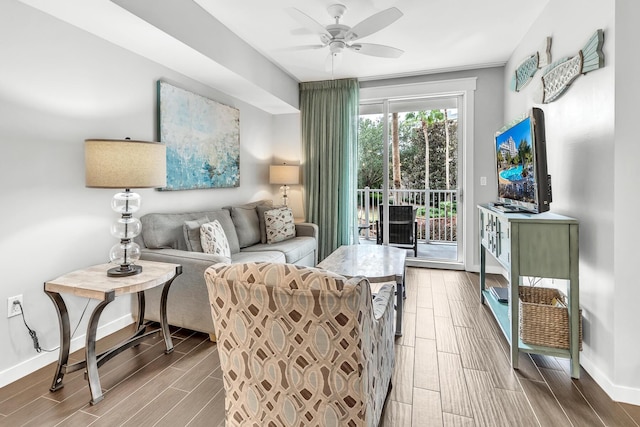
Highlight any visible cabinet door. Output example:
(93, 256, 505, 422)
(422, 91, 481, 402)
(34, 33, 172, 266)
(480, 209, 489, 248)
(487, 212, 497, 256)
(497, 218, 511, 267)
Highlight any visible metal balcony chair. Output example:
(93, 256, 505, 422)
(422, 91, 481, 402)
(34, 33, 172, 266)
(375, 205, 418, 257)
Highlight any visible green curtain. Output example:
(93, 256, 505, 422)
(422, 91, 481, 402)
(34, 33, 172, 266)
(300, 78, 359, 261)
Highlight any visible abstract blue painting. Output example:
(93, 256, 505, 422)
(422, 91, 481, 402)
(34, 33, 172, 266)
(158, 81, 240, 190)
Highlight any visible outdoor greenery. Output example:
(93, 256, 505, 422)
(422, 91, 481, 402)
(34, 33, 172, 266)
(357, 110, 458, 191)
(357, 109, 459, 242)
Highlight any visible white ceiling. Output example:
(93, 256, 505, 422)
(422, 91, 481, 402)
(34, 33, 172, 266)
(19, 0, 550, 112)
(194, 0, 551, 82)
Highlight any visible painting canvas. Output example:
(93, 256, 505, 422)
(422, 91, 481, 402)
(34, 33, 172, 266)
(158, 81, 240, 190)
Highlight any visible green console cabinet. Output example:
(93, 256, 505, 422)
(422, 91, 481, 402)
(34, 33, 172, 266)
(478, 204, 580, 378)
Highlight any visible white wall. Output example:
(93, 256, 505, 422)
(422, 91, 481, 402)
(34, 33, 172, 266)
(271, 114, 304, 220)
(0, 1, 294, 386)
(503, 0, 640, 404)
(613, 0, 640, 403)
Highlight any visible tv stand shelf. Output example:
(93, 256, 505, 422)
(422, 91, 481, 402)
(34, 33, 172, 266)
(478, 204, 580, 378)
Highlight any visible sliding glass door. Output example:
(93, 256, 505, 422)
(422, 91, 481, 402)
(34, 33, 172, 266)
(356, 96, 463, 265)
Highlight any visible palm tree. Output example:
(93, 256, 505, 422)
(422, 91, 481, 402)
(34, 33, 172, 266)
(392, 112, 401, 204)
(444, 109, 451, 190)
(405, 110, 444, 189)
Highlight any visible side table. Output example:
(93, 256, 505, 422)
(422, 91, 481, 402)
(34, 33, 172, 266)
(44, 260, 182, 405)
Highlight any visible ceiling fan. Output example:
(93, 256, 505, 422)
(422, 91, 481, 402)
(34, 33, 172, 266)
(287, 4, 404, 71)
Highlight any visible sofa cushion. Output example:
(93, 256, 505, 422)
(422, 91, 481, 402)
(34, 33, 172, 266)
(264, 207, 296, 244)
(224, 199, 273, 211)
(241, 236, 316, 264)
(231, 250, 285, 264)
(183, 217, 209, 252)
(230, 206, 261, 248)
(226, 200, 273, 247)
(141, 210, 240, 254)
(201, 220, 231, 258)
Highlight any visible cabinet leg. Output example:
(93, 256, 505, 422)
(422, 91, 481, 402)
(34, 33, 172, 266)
(509, 272, 520, 370)
(480, 246, 486, 303)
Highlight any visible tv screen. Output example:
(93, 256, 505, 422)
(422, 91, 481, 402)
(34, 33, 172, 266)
(493, 107, 550, 213)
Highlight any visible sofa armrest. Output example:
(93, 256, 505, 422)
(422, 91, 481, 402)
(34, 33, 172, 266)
(140, 248, 230, 273)
(295, 222, 318, 239)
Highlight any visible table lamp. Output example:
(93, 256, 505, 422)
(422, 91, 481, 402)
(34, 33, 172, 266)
(85, 139, 166, 277)
(269, 164, 299, 206)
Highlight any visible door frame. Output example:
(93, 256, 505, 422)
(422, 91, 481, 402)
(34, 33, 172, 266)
(359, 77, 477, 270)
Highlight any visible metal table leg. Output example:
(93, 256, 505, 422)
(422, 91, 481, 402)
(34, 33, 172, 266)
(85, 291, 115, 405)
(45, 290, 70, 392)
(395, 275, 404, 336)
(159, 269, 180, 353)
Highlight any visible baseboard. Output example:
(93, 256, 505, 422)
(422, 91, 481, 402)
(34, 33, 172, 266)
(580, 354, 640, 405)
(0, 314, 134, 388)
(466, 263, 505, 275)
(406, 259, 465, 270)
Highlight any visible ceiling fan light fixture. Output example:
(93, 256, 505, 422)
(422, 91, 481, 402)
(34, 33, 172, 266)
(330, 40, 346, 54)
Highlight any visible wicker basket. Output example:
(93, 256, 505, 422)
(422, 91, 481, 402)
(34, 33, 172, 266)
(519, 286, 582, 350)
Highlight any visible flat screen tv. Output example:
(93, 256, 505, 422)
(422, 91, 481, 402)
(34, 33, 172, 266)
(493, 107, 551, 214)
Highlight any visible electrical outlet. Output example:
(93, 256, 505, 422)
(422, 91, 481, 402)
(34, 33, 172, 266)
(7, 295, 23, 318)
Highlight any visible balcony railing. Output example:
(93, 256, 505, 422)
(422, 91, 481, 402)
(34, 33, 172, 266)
(357, 187, 458, 243)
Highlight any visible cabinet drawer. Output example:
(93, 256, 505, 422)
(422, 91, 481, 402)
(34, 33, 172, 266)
(517, 223, 570, 277)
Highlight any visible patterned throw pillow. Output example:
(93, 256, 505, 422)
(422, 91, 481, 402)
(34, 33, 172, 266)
(264, 208, 296, 244)
(200, 220, 231, 257)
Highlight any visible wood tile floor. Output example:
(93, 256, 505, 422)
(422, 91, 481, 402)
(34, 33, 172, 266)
(1, 268, 639, 426)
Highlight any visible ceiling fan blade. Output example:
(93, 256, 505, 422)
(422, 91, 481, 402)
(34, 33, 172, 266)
(349, 43, 404, 58)
(280, 44, 326, 52)
(345, 7, 403, 41)
(287, 8, 331, 40)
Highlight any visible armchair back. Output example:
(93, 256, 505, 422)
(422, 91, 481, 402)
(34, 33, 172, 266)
(205, 262, 395, 427)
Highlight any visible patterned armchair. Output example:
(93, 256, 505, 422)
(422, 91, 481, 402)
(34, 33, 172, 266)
(204, 262, 395, 427)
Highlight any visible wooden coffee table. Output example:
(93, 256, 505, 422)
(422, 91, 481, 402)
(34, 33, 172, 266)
(44, 260, 182, 405)
(318, 245, 406, 336)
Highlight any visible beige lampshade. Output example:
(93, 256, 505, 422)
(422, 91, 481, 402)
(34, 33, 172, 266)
(269, 165, 300, 185)
(85, 139, 167, 188)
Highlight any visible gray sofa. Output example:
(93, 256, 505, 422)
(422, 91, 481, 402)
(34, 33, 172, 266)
(134, 200, 318, 338)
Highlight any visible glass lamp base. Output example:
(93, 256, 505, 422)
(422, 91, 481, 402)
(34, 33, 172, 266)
(107, 264, 142, 277)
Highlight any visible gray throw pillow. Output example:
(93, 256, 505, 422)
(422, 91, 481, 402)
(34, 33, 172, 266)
(231, 206, 261, 248)
(183, 217, 209, 252)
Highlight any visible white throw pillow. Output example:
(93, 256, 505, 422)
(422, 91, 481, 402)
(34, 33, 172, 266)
(264, 208, 296, 244)
(200, 220, 231, 257)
